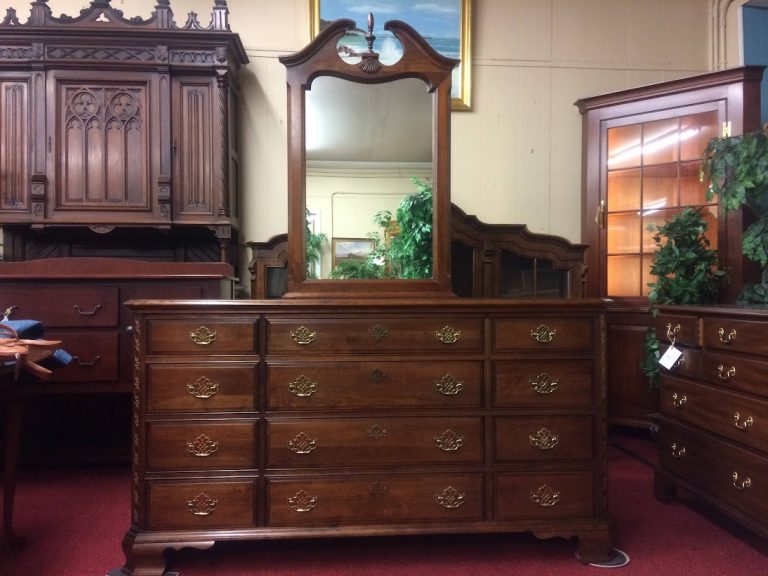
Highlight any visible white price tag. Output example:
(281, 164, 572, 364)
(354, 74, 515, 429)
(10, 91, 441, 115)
(659, 345, 683, 370)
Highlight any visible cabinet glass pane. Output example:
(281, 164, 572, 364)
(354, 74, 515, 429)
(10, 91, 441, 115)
(607, 213, 641, 254)
(643, 118, 679, 165)
(607, 255, 641, 296)
(641, 254, 654, 297)
(642, 164, 678, 210)
(680, 161, 708, 205)
(680, 111, 718, 161)
(607, 169, 641, 211)
(608, 124, 642, 169)
(642, 209, 678, 252)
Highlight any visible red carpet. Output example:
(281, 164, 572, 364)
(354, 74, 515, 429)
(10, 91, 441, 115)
(2, 442, 767, 576)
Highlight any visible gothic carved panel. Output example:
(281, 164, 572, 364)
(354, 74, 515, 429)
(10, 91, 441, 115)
(1, 80, 29, 211)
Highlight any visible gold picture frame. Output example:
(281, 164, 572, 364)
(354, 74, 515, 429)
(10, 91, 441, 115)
(309, 0, 472, 111)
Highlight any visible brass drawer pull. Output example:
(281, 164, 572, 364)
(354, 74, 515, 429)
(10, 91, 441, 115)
(187, 434, 218, 457)
(435, 325, 462, 344)
(717, 364, 736, 381)
(670, 442, 686, 458)
(733, 412, 754, 430)
(72, 354, 101, 367)
(530, 324, 557, 343)
(290, 325, 316, 345)
(367, 424, 388, 439)
(717, 327, 737, 343)
(530, 484, 560, 507)
(368, 324, 389, 340)
(732, 471, 752, 491)
(288, 375, 318, 397)
(190, 325, 217, 345)
(666, 322, 681, 343)
(673, 354, 686, 369)
(187, 376, 219, 399)
(288, 489, 318, 512)
(367, 369, 388, 384)
(671, 392, 687, 408)
(187, 493, 217, 516)
(529, 373, 559, 395)
(368, 482, 388, 497)
(434, 429, 464, 451)
(288, 432, 317, 454)
(73, 304, 103, 316)
(434, 373, 463, 395)
(435, 486, 465, 509)
(529, 427, 559, 450)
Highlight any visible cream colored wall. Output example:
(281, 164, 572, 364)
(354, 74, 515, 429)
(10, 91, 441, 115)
(8, 0, 750, 280)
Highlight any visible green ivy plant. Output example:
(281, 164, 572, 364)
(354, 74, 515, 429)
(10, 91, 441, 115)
(305, 209, 327, 279)
(701, 127, 768, 303)
(642, 206, 724, 388)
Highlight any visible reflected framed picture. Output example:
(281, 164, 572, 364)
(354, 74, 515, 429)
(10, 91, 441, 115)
(332, 237, 376, 268)
(309, 0, 472, 111)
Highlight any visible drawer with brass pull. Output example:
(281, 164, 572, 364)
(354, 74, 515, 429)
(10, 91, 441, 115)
(266, 417, 483, 468)
(147, 363, 257, 413)
(658, 419, 768, 525)
(147, 479, 256, 530)
(660, 375, 768, 453)
(493, 317, 594, 352)
(266, 473, 483, 526)
(146, 319, 257, 355)
(658, 345, 700, 379)
(702, 317, 768, 355)
(493, 360, 594, 407)
(46, 330, 119, 382)
(266, 317, 483, 353)
(267, 360, 483, 409)
(655, 314, 699, 348)
(493, 416, 594, 463)
(1, 285, 118, 327)
(701, 351, 768, 398)
(146, 421, 257, 470)
(494, 471, 596, 519)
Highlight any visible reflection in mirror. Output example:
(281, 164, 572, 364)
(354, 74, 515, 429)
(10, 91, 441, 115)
(305, 76, 433, 279)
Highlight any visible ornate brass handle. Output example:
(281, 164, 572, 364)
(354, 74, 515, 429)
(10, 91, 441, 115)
(435, 325, 462, 344)
(594, 199, 606, 229)
(71, 355, 102, 367)
(434, 374, 464, 395)
(717, 364, 736, 381)
(187, 434, 218, 457)
(673, 353, 686, 369)
(732, 471, 752, 491)
(434, 429, 464, 451)
(187, 493, 217, 516)
(368, 324, 389, 340)
(733, 412, 754, 430)
(288, 375, 318, 397)
(530, 324, 557, 343)
(73, 304, 102, 316)
(435, 486, 465, 509)
(718, 327, 737, 343)
(670, 442, 686, 458)
(671, 392, 687, 408)
(529, 427, 559, 450)
(530, 484, 560, 507)
(290, 326, 316, 345)
(666, 322, 681, 344)
(367, 369, 388, 384)
(288, 432, 317, 454)
(529, 373, 559, 395)
(288, 489, 318, 512)
(190, 325, 217, 345)
(367, 424, 388, 439)
(187, 376, 219, 399)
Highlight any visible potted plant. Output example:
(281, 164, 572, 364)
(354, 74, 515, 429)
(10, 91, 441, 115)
(701, 126, 768, 303)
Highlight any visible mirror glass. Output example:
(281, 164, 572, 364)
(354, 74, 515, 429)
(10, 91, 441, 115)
(304, 76, 433, 280)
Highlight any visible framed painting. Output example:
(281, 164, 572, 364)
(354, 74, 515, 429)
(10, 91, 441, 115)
(309, 0, 472, 110)
(332, 238, 376, 268)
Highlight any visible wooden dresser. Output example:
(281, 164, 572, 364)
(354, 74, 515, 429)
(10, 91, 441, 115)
(654, 305, 768, 540)
(117, 298, 611, 575)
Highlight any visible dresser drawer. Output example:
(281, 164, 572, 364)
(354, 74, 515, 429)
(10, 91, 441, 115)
(1, 285, 118, 327)
(494, 416, 594, 463)
(266, 473, 484, 526)
(494, 471, 596, 519)
(493, 316, 594, 353)
(659, 419, 768, 527)
(660, 375, 768, 454)
(147, 364, 257, 413)
(267, 361, 483, 410)
(146, 421, 257, 470)
(147, 480, 256, 530)
(655, 313, 699, 347)
(46, 330, 119, 382)
(266, 317, 483, 354)
(146, 319, 257, 355)
(659, 345, 700, 379)
(493, 360, 593, 408)
(701, 351, 768, 398)
(266, 417, 483, 468)
(702, 317, 768, 355)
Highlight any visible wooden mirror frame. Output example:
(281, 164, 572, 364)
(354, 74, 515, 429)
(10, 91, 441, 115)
(279, 16, 458, 298)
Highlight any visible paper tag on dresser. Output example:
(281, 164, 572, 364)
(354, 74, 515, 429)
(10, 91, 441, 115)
(658, 345, 683, 370)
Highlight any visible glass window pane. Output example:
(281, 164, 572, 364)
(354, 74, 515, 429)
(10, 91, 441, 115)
(642, 209, 679, 252)
(608, 124, 642, 169)
(607, 212, 641, 254)
(643, 118, 679, 165)
(642, 164, 678, 210)
(607, 168, 641, 211)
(607, 255, 641, 296)
(680, 161, 709, 205)
(680, 111, 719, 161)
(642, 254, 655, 297)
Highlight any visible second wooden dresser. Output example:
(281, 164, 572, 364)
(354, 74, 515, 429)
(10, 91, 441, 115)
(120, 299, 611, 575)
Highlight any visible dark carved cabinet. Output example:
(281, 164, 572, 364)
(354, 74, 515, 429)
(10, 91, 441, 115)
(0, 0, 247, 264)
